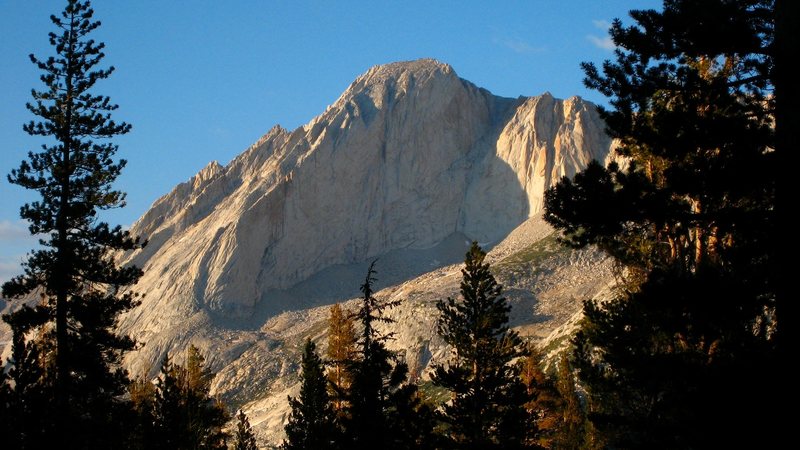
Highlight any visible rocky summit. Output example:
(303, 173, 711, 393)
(4, 59, 618, 446)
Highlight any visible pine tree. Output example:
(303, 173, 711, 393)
(543, 1, 779, 447)
(283, 338, 336, 450)
(344, 261, 398, 448)
(233, 409, 259, 450)
(0, 367, 13, 447)
(551, 355, 589, 450)
(341, 262, 435, 449)
(1, 307, 52, 449)
(183, 346, 229, 449)
(128, 376, 157, 450)
(153, 355, 186, 449)
(387, 382, 440, 450)
(151, 347, 229, 450)
(432, 242, 532, 450)
(0, 1, 143, 447)
(326, 303, 357, 415)
(519, 350, 561, 448)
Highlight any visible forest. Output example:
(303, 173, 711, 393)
(0, 0, 792, 449)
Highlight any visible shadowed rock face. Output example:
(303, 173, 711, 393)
(109, 60, 615, 410)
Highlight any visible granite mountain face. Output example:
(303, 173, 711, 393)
(119, 58, 610, 331)
(22, 59, 617, 444)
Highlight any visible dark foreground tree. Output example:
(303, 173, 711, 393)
(233, 409, 259, 450)
(128, 374, 157, 450)
(1, 308, 53, 449)
(519, 350, 562, 449)
(0, 0, 143, 447)
(344, 262, 399, 448)
(283, 339, 336, 450)
(432, 243, 532, 450)
(143, 346, 229, 450)
(551, 354, 590, 449)
(544, 0, 780, 447)
(343, 262, 436, 449)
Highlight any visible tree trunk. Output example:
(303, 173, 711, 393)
(55, 9, 79, 436)
(692, 198, 704, 268)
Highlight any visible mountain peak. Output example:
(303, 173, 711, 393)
(116, 55, 614, 377)
(341, 58, 458, 98)
(364, 58, 454, 78)
(194, 160, 222, 188)
(321, 58, 467, 125)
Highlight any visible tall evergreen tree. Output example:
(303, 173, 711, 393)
(551, 355, 590, 450)
(344, 261, 400, 448)
(233, 409, 259, 450)
(153, 355, 185, 449)
(128, 375, 157, 450)
(326, 303, 357, 415)
(0, 365, 13, 446)
(0, 1, 143, 447)
(432, 242, 532, 450)
(544, 1, 779, 446)
(151, 346, 229, 450)
(183, 346, 229, 449)
(1, 307, 52, 450)
(342, 262, 435, 449)
(283, 338, 336, 450)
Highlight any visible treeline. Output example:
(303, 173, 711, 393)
(1, 328, 257, 449)
(127, 346, 232, 450)
(282, 246, 589, 450)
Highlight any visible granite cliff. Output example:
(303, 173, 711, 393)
(105, 59, 615, 445)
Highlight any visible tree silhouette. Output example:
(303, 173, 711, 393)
(544, 0, 780, 446)
(341, 262, 435, 449)
(283, 339, 336, 450)
(233, 409, 259, 450)
(1, 1, 143, 447)
(432, 243, 532, 450)
(150, 346, 229, 450)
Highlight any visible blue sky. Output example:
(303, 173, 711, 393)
(0, 0, 658, 281)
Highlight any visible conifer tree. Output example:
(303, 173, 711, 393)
(233, 409, 259, 450)
(151, 347, 229, 450)
(544, 1, 779, 446)
(326, 303, 357, 414)
(519, 350, 561, 448)
(0, 1, 143, 447)
(128, 376, 157, 450)
(387, 382, 440, 450)
(342, 262, 435, 449)
(153, 355, 185, 449)
(283, 339, 336, 450)
(432, 242, 532, 450)
(0, 368, 12, 446)
(344, 262, 399, 448)
(183, 346, 229, 448)
(1, 308, 52, 449)
(551, 355, 589, 450)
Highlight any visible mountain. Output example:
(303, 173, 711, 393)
(2, 59, 616, 446)
(118, 58, 610, 327)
